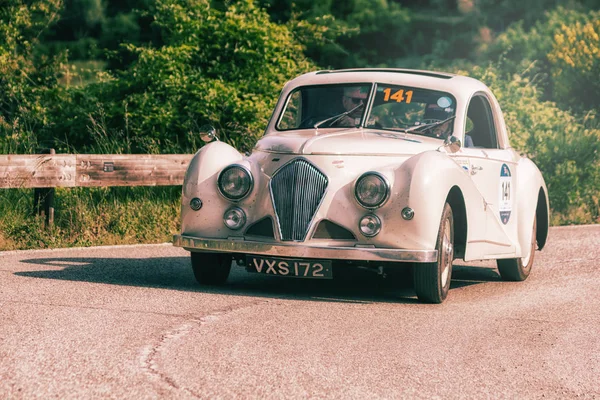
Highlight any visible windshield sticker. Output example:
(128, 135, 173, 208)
(382, 88, 413, 103)
(437, 96, 452, 108)
(499, 163, 512, 224)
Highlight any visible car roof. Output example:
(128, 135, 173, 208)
(284, 68, 488, 99)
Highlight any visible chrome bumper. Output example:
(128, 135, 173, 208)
(173, 235, 437, 263)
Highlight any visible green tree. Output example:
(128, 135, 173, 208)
(548, 18, 600, 110)
(481, 7, 600, 104)
(261, 0, 411, 67)
(49, 0, 317, 153)
(0, 0, 63, 153)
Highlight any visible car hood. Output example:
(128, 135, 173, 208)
(255, 128, 443, 156)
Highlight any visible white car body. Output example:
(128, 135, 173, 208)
(173, 68, 549, 303)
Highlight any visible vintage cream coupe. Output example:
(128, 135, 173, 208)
(173, 68, 549, 303)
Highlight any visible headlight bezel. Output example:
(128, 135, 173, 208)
(354, 171, 390, 209)
(217, 164, 254, 201)
(359, 214, 382, 237)
(223, 207, 247, 230)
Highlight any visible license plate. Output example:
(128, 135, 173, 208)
(246, 255, 333, 279)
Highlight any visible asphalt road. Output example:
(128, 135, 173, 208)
(1, 225, 599, 399)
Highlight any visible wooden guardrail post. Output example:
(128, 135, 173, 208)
(33, 148, 56, 228)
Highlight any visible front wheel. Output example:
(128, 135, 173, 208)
(497, 218, 536, 281)
(190, 252, 232, 285)
(414, 203, 454, 303)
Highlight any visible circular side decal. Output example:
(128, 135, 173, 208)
(499, 163, 512, 224)
(437, 96, 452, 108)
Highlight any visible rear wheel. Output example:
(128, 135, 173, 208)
(414, 203, 454, 303)
(497, 218, 536, 281)
(190, 252, 232, 285)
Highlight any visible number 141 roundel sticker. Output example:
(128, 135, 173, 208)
(499, 163, 512, 224)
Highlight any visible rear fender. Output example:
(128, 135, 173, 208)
(515, 158, 549, 257)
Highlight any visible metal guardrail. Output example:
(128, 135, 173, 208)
(0, 150, 193, 227)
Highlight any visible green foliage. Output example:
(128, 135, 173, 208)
(262, 0, 411, 67)
(0, 0, 64, 153)
(0, 187, 180, 250)
(548, 18, 600, 110)
(45, 0, 316, 153)
(100, 12, 141, 51)
(481, 7, 600, 103)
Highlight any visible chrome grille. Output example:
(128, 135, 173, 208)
(270, 159, 328, 241)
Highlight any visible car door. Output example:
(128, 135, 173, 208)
(458, 94, 517, 258)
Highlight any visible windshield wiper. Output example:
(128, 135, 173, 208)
(314, 102, 364, 129)
(404, 115, 456, 134)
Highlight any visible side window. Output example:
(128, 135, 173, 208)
(465, 95, 498, 149)
(277, 90, 302, 130)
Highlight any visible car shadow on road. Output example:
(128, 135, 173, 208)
(16, 257, 500, 305)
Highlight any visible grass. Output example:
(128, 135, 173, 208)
(1, 106, 183, 251)
(0, 186, 180, 251)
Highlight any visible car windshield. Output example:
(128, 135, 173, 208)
(276, 84, 372, 130)
(365, 84, 457, 138)
(276, 82, 457, 139)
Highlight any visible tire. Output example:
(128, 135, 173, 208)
(414, 202, 454, 304)
(190, 252, 232, 285)
(497, 218, 536, 281)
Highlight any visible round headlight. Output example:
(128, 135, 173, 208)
(217, 165, 253, 201)
(355, 172, 390, 209)
(359, 214, 381, 237)
(223, 207, 246, 230)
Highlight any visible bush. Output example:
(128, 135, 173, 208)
(482, 7, 600, 106)
(548, 18, 600, 110)
(0, 0, 65, 153)
(47, 0, 317, 154)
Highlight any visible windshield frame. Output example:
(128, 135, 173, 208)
(273, 81, 458, 139)
(275, 83, 375, 131)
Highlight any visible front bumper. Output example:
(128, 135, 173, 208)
(173, 235, 437, 263)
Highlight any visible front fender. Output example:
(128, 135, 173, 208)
(181, 142, 248, 237)
(382, 151, 486, 251)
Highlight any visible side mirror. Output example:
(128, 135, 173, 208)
(199, 125, 218, 143)
(444, 136, 461, 153)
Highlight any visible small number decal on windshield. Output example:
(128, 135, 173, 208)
(383, 88, 413, 103)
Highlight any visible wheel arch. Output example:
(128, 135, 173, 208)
(446, 186, 467, 259)
(536, 188, 549, 250)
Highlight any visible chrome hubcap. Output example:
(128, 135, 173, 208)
(440, 219, 453, 288)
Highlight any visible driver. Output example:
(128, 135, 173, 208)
(337, 86, 368, 127)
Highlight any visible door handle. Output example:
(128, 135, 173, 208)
(471, 165, 483, 175)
